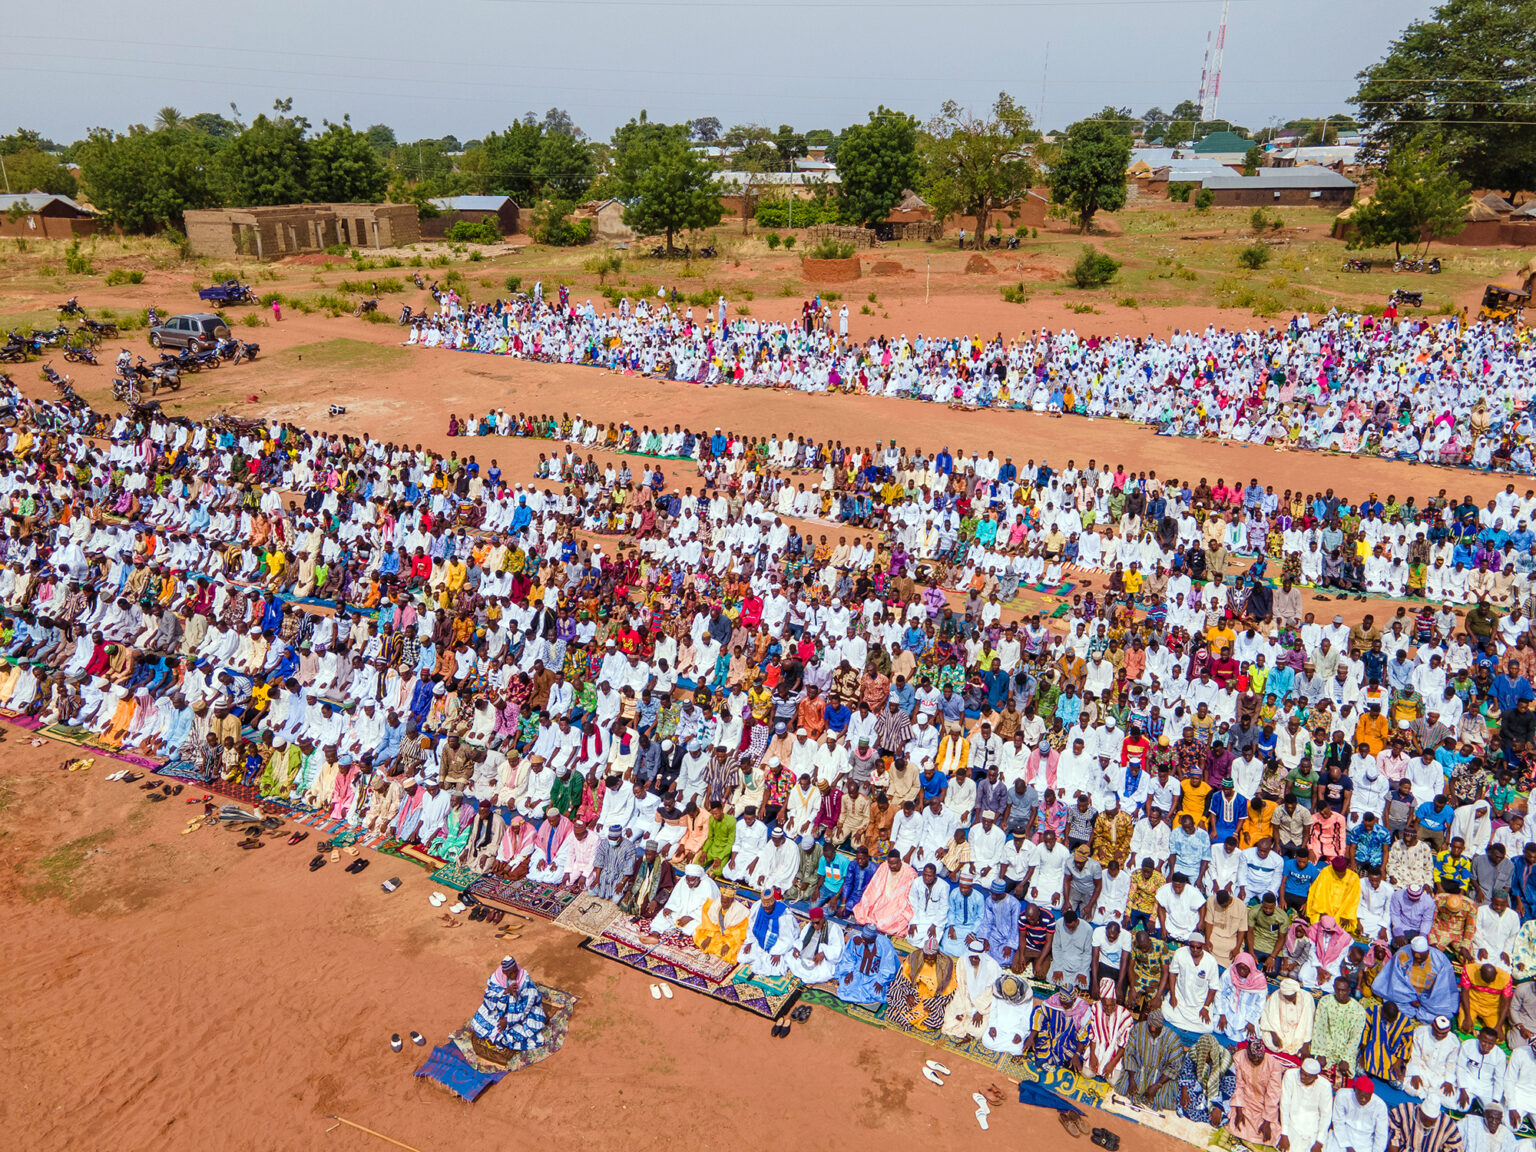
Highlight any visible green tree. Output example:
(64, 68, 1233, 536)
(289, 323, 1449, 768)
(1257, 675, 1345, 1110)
(0, 128, 52, 155)
(613, 123, 722, 253)
(1049, 117, 1131, 232)
(835, 106, 921, 228)
(1348, 141, 1469, 258)
(922, 93, 1039, 249)
(689, 116, 722, 143)
(1164, 119, 1195, 147)
(773, 124, 807, 169)
(536, 129, 596, 200)
(0, 150, 77, 196)
(307, 119, 387, 202)
(479, 122, 544, 201)
(1243, 144, 1262, 176)
(734, 140, 781, 172)
(154, 107, 185, 132)
(217, 103, 311, 206)
(1092, 105, 1139, 137)
(76, 127, 221, 231)
(364, 124, 397, 152)
(185, 112, 241, 139)
(1354, 0, 1536, 193)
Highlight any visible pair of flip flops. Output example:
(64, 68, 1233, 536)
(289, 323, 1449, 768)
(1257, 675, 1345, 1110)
(287, 831, 309, 846)
(921, 1060, 951, 1086)
(388, 1032, 426, 1053)
(345, 858, 370, 874)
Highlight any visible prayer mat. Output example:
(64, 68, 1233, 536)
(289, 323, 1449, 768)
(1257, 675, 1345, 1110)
(600, 917, 738, 983)
(428, 861, 480, 893)
(719, 971, 800, 1021)
(401, 844, 448, 871)
(466, 876, 575, 920)
(0, 713, 44, 730)
(204, 777, 266, 806)
(374, 837, 417, 864)
(551, 894, 622, 938)
(1048, 603, 1073, 619)
(40, 723, 89, 745)
(154, 761, 209, 783)
(413, 1041, 506, 1103)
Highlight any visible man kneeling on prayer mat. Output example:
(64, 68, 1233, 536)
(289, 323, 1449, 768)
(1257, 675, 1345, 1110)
(831, 924, 901, 1007)
(694, 887, 749, 962)
(787, 906, 844, 983)
(887, 938, 958, 1032)
(647, 863, 717, 940)
(945, 938, 1004, 1042)
(470, 955, 547, 1054)
(737, 888, 797, 976)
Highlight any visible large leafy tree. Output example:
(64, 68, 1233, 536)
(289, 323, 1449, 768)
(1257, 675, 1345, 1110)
(612, 119, 722, 252)
(835, 106, 921, 228)
(922, 93, 1038, 248)
(216, 102, 311, 206)
(1, 150, 76, 196)
(76, 127, 221, 231)
(1348, 141, 1469, 257)
(1050, 117, 1132, 232)
(536, 129, 595, 201)
(479, 121, 544, 201)
(307, 118, 387, 202)
(773, 124, 807, 169)
(689, 116, 722, 143)
(1354, 0, 1536, 193)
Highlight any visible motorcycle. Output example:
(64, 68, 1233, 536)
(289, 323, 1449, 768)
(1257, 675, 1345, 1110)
(1393, 257, 1426, 273)
(62, 344, 99, 365)
(29, 326, 68, 347)
(116, 348, 135, 375)
(192, 348, 222, 371)
(1426, 258, 1442, 275)
(1341, 258, 1372, 273)
(0, 340, 26, 364)
(231, 340, 259, 365)
(40, 361, 71, 391)
(57, 297, 85, 318)
(1390, 289, 1424, 308)
(353, 297, 378, 316)
(699, 245, 718, 258)
(78, 317, 119, 341)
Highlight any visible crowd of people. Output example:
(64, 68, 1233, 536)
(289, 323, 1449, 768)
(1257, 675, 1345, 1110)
(5, 308, 1536, 1151)
(410, 285, 1536, 472)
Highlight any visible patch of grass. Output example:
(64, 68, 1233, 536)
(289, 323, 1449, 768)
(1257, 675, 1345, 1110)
(272, 338, 409, 373)
(778, 283, 797, 297)
(1000, 283, 1028, 304)
(241, 314, 266, 328)
(1116, 295, 1139, 308)
(24, 828, 116, 903)
(105, 268, 146, 286)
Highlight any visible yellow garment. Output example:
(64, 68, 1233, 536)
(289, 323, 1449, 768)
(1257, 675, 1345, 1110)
(693, 897, 749, 961)
(1305, 866, 1361, 933)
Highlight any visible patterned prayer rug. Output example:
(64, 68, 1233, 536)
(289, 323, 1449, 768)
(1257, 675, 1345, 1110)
(600, 917, 739, 983)
(374, 838, 417, 864)
(797, 985, 889, 1026)
(414, 985, 577, 1102)
(466, 876, 575, 920)
(551, 893, 623, 938)
(429, 861, 481, 893)
(400, 844, 448, 871)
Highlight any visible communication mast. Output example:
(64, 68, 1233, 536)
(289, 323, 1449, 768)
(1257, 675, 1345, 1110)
(1198, 0, 1231, 122)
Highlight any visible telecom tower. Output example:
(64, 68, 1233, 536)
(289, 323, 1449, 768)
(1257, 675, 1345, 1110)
(1198, 0, 1231, 122)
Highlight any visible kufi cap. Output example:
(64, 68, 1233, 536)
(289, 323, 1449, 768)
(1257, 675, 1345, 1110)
(1411, 935, 1430, 953)
(1301, 1058, 1321, 1075)
(684, 863, 705, 878)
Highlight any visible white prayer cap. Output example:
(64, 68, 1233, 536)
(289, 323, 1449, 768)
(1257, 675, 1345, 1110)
(1301, 1058, 1321, 1075)
(980, 810, 996, 820)
(967, 938, 987, 953)
(768, 757, 781, 767)
(684, 863, 705, 878)
(796, 727, 808, 737)
(1434, 1014, 1452, 1029)
(1420, 1098, 1442, 1118)
(1411, 935, 1431, 953)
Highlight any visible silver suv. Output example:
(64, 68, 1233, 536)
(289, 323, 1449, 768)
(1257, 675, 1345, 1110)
(149, 312, 229, 352)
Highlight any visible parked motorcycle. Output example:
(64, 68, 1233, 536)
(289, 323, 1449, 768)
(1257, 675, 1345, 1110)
(57, 297, 85, 318)
(192, 348, 222, 371)
(40, 361, 71, 390)
(231, 340, 259, 364)
(1341, 258, 1372, 273)
(62, 344, 99, 365)
(353, 297, 379, 316)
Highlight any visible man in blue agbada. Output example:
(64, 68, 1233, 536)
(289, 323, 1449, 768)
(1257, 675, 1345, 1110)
(976, 878, 1023, 964)
(831, 924, 900, 1007)
(1371, 935, 1458, 1023)
(941, 869, 987, 958)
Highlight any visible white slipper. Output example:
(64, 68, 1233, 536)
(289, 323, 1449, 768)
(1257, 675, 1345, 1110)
(660, 982, 673, 999)
(973, 1092, 992, 1113)
(429, 893, 446, 907)
(105, 770, 124, 781)
(922, 1067, 945, 1086)
(649, 984, 662, 1000)
(925, 1060, 951, 1075)
(975, 1109, 990, 1130)
(449, 902, 467, 915)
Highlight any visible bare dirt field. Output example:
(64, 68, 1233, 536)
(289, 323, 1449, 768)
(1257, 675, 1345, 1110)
(0, 227, 1524, 1151)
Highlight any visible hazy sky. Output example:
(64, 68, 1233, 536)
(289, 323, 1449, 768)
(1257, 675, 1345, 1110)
(6, 0, 1437, 143)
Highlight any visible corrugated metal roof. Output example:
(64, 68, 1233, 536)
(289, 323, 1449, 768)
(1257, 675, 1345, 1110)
(1201, 165, 1357, 190)
(0, 192, 92, 214)
(428, 195, 514, 211)
(716, 170, 842, 188)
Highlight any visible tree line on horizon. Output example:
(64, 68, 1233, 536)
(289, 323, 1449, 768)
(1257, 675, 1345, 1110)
(2, 0, 1520, 257)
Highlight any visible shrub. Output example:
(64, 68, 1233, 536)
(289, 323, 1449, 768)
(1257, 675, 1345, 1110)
(338, 278, 403, 295)
(778, 283, 797, 296)
(428, 254, 450, 268)
(1070, 302, 1097, 314)
(352, 257, 378, 271)
(806, 238, 856, 260)
(241, 313, 266, 328)
(1116, 295, 1139, 308)
(447, 217, 502, 245)
(735, 303, 750, 314)
(105, 268, 145, 286)
(741, 289, 755, 301)
(1000, 283, 1028, 304)
(1250, 207, 1272, 234)
(322, 243, 349, 256)
(1068, 246, 1121, 289)
(1167, 182, 1193, 203)
(505, 275, 522, 294)
(1194, 188, 1214, 212)
(783, 236, 795, 250)
(860, 304, 872, 314)
(822, 291, 841, 301)
(765, 232, 781, 250)
(468, 250, 484, 262)
(754, 195, 838, 228)
(408, 255, 424, 267)
(64, 241, 94, 275)
(1238, 243, 1272, 270)
(364, 310, 392, 323)
(383, 255, 403, 268)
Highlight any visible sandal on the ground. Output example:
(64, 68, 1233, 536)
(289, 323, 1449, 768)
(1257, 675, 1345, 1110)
(309, 855, 326, 871)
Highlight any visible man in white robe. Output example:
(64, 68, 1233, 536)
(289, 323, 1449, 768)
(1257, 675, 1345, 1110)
(647, 863, 718, 938)
(736, 890, 797, 976)
(786, 907, 845, 983)
(1280, 1058, 1334, 1152)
